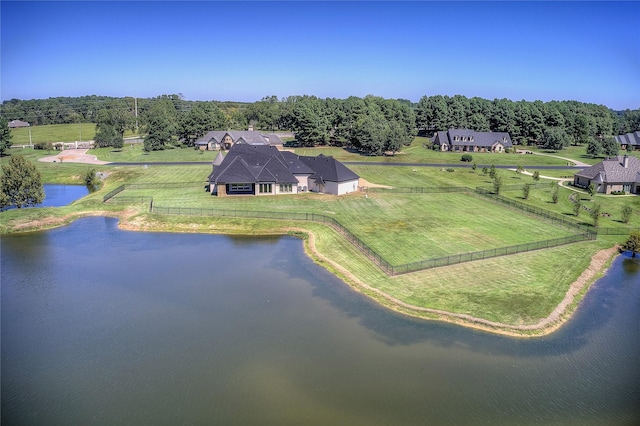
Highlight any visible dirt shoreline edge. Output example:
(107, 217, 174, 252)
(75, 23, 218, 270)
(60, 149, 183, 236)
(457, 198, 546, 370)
(297, 228, 619, 338)
(5, 211, 619, 338)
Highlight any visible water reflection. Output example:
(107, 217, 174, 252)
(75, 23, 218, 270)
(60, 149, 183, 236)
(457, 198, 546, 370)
(2, 217, 639, 425)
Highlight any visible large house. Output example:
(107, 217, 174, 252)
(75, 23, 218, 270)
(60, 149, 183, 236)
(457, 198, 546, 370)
(573, 155, 640, 194)
(208, 144, 360, 196)
(196, 130, 283, 151)
(615, 131, 640, 151)
(432, 129, 513, 153)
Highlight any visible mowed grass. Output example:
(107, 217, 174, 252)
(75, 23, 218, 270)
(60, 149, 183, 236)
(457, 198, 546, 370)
(8, 123, 140, 145)
(119, 182, 577, 265)
(2, 153, 630, 330)
(293, 137, 570, 166)
(91, 144, 219, 163)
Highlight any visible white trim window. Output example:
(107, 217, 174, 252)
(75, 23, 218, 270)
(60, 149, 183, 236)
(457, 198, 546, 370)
(259, 183, 273, 194)
(279, 183, 292, 193)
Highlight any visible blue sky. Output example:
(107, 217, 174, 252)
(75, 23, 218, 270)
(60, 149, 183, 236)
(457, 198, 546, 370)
(1, 1, 638, 109)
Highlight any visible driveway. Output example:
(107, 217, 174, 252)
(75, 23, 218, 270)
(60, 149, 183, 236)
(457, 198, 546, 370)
(39, 149, 110, 165)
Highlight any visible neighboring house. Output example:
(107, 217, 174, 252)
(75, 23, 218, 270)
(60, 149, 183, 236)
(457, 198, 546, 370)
(432, 129, 513, 152)
(208, 144, 359, 196)
(8, 120, 30, 128)
(196, 130, 283, 151)
(615, 131, 640, 151)
(573, 155, 640, 194)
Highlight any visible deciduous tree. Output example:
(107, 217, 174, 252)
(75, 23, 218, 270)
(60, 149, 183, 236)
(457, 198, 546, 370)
(623, 231, 640, 257)
(1, 155, 44, 208)
(601, 137, 619, 157)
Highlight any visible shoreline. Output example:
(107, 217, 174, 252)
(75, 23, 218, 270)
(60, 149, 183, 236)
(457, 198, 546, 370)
(3, 210, 620, 337)
(298, 226, 620, 338)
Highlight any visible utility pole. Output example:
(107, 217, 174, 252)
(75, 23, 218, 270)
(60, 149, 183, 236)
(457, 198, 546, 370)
(134, 97, 139, 135)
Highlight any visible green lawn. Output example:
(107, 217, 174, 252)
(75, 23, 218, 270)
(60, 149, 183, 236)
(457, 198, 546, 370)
(2, 141, 636, 333)
(119, 183, 577, 265)
(8, 123, 140, 145)
(293, 137, 570, 166)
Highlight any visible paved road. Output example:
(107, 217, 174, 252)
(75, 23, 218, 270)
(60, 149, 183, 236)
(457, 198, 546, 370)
(107, 161, 584, 170)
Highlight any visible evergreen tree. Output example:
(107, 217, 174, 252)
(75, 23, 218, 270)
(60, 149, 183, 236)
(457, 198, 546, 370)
(0, 120, 13, 156)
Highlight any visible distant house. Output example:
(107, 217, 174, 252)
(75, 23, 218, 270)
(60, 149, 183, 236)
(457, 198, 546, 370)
(573, 155, 640, 194)
(615, 131, 640, 151)
(208, 144, 359, 196)
(196, 130, 283, 151)
(8, 120, 30, 128)
(432, 129, 513, 153)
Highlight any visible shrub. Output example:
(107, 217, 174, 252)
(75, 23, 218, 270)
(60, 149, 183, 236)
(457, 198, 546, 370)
(611, 190, 626, 195)
(461, 154, 473, 162)
(446, 168, 455, 172)
(621, 205, 633, 224)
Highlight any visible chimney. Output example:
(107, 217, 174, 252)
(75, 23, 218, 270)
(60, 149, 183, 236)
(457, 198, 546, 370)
(623, 155, 629, 168)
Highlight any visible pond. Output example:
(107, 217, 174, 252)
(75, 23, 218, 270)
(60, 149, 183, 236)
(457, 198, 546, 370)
(1, 184, 89, 210)
(1, 217, 639, 425)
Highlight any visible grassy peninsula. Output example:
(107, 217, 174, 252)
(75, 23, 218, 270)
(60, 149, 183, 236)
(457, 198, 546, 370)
(2, 136, 637, 336)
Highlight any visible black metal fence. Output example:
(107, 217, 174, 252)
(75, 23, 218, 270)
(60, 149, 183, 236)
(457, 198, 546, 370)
(366, 186, 469, 194)
(391, 233, 593, 275)
(596, 227, 640, 236)
(103, 185, 125, 202)
(151, 205, 394, 274)
(472, 187, 594, 235)
(103, 182, 618, 276)
(150, 204, 596, 276)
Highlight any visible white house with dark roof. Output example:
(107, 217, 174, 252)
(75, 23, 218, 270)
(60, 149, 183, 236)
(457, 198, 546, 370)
(432, 129, 513, 153)
(573, 155, 640, 194)
(615, 131, 640, 151)
(196, 130, 283, 151)
(208, 144, 359, 196)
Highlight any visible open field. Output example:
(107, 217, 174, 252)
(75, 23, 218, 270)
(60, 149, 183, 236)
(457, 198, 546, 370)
(119, 186, 578, 265)
(8, 123, 139, 145)
(1, 143, 638, 334)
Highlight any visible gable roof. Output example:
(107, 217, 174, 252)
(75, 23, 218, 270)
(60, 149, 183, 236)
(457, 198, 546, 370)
(197, 130, 283, 146)
(212, 151, 225, 166)
(575, 155, 640, 183)
(433, 129, 513, 148)
(208, 144, 298, 184)
(209, 145, 359, 186)
(298, 154, 360, 183)
(615, 131, 640, 147)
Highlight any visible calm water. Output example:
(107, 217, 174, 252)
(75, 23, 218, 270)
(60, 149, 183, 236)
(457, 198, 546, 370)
(2, 184, 89, 210)
(2, 217, 639, 425)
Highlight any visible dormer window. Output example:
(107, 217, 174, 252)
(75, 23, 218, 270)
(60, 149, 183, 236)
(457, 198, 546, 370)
(469, 136, 474, 142)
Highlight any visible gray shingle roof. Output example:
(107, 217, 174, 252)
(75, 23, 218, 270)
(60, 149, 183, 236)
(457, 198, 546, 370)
(209, 146, 359, 186)
(433, 129, 513, 148)
(197, 130, 283, 146)
(209, 145, 298, 184)
(615, 131, 640, 147)
(298, 154, 360, 183)
(575, 155, 640, 183)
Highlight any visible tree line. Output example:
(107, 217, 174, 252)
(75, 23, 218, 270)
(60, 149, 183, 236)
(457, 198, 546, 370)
(2, 94, 639, 155)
